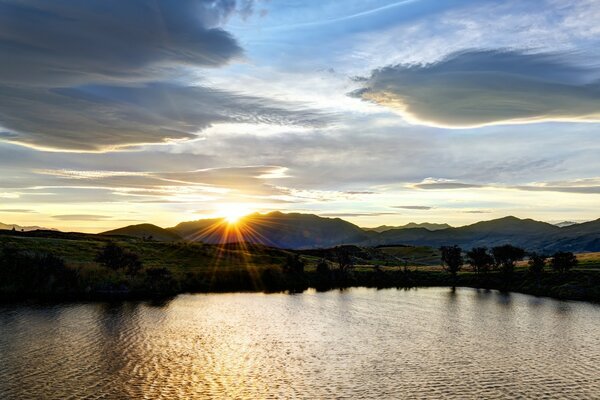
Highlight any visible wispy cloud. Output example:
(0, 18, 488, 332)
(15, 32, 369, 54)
(52, 214, 113, 221)
(393, 205, 433, 210)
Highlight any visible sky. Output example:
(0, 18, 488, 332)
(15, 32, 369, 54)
(1, 0, 599, 232)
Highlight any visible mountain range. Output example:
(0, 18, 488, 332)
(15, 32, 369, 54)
(363, 222, 451, 232)
(97, 212, 600, 253)
(0, 222, 53, 232)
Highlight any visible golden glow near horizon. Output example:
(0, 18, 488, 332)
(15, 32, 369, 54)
(217, 203, 254, 225)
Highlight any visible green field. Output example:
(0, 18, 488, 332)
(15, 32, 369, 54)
(1, 231, 599, 302)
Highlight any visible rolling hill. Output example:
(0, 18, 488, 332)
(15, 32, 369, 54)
(368, 216, 600, 253)
(94, 213, 600, 252)
(169, 211, 370, 249)
(363, 222, 451, 232)
(101, 223, 182, 242)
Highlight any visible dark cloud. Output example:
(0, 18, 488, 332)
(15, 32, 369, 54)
(393, 205, 433, 210)
(0, 209, 37, 213)
(0, 83, 327, 150)
(0, 0, 251, 85)
(353, 50, 600, 127)
(0, 0, 327, 151)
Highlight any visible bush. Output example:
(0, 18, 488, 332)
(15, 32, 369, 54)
(0, 247, 75, 294)
(95, 242, 142, 275)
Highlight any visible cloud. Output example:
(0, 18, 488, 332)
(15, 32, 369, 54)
(393, 205, 433, 210)
(52, 214, 113, 221)
(0, 0, 328, 151)
(34, 166, 295, 201)
(516, 178, 600, 194)
(0, 83, 328, 151)
(353, 50, 600, 128)
(411, 178, 483, 190)
(319, 212, 399, 218)
(0, 0, 253, 86)
(410, 177, 600, 194)
(0, 209, 36, 213)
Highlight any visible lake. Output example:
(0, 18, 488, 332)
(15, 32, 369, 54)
(1, 287, 599, 399)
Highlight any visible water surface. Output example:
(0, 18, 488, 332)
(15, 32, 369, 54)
(1, 288, 599, 399)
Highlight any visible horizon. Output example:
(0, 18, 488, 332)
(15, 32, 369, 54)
(1, 0, 600, 233)
(1, 210, 597, 234)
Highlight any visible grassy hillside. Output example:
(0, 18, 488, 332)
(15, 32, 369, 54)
(1, 230, 599, 302)
(101, 223, 182, 242)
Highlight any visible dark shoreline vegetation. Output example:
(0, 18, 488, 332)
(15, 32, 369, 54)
(1, 229, 599, 303)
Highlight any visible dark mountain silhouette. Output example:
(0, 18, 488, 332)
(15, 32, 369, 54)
(101, 223, 182, 242)
(167, 213, 599, 252)
(364, 222, 451, 232)
(68, 213, 599, 252)
(368, 216, 600, 253)
(169, 211, 369, 249)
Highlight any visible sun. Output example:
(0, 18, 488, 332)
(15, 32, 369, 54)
(218, 204, 252, 225)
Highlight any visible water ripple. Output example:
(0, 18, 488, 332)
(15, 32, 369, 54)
(1, 288, 599, 399)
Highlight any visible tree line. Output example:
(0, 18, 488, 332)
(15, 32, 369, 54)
(440, 244, 578, 279)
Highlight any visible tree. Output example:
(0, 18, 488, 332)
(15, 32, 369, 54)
(492, 244, 526, 276)
(551, 251, 578, 274)
(335, 246, 354, 273)
(316, 259, 330, 275)
(95, 242, 142, 274)
(466, 247, 493, 274)
(440, 245, 463, 278)
(528, 252, 547, 277)
(283, 254, 305, 274)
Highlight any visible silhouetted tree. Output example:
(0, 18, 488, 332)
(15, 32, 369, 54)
(528, 252, 547, 277)
(335, 246, 354, 272)
(466, 247, 493, 273)
(440, 245, 463, 278)
(551, 251, 578, 274)
(492, 244, 526, 276)
(283, 254, 305, 274)
(95, 242, 142, 274)
(316, 259, 330, 275)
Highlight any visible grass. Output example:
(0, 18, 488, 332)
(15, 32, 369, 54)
(1, 231, 599, 302)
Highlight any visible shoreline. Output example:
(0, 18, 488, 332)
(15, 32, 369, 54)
(2, 269, 598, 304)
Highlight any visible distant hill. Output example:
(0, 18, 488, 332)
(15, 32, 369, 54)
(94, 213, 600, 252)
(0, 222, 55, 232)
(169, 211, 369, 249)
(101, 223, 182, 242)
(364, 222, 451, 232)
(368, 216, 600, 253)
